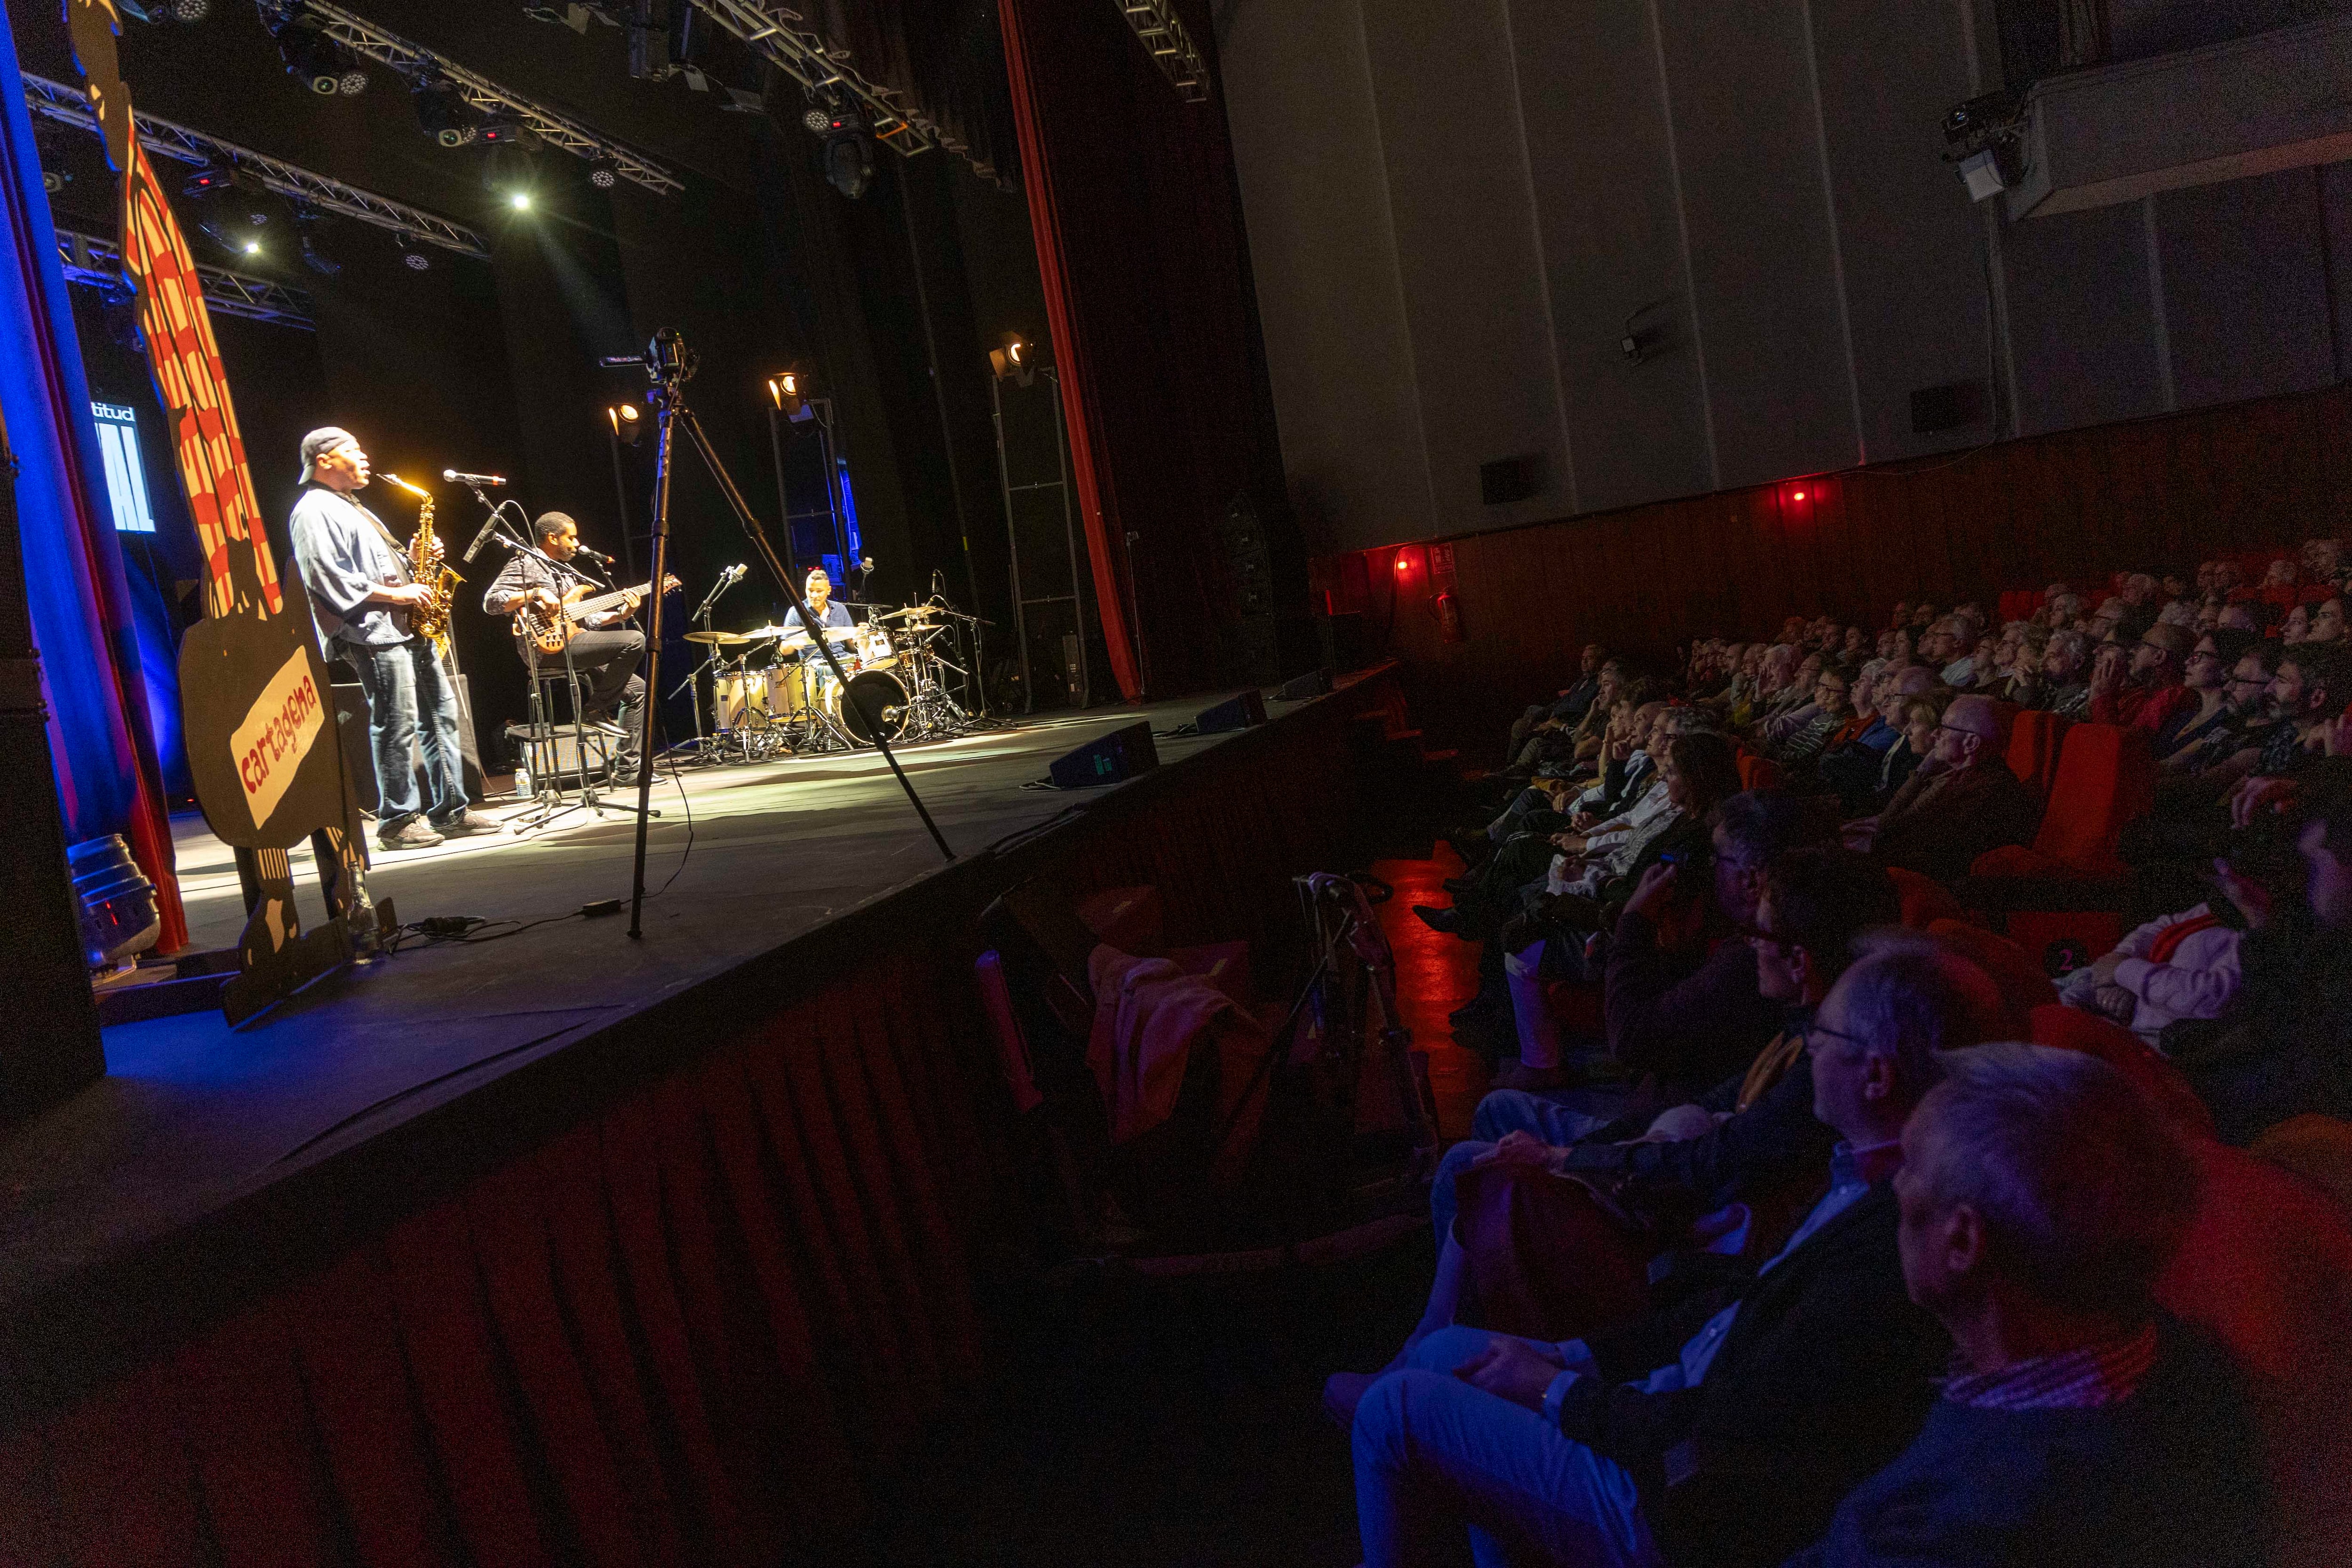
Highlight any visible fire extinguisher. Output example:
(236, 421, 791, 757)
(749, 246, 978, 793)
(1435, 589, 1464, 645)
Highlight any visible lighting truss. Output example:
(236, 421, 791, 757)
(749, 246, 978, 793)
(1117, 0, 1209, 103)
(683, 0, 939, 159)
(57, 225, 317, 330)
(22, 72, 489, 259)
(276, 1, 684, 194)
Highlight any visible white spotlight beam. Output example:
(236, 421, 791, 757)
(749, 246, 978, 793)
(23, 71, 490, 259)
(1117, 0, 1209, 103)
(57, 226, 318, 331)
(281, 1, 685, 194)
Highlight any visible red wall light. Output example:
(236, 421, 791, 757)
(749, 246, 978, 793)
(1394, 553, 1411, 574)
(1790, 489, 1806, 501)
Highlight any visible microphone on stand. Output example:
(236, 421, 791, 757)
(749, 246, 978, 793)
(461, 503, 507, 565)
(574, 545, 614, 566)
(444, 469, 507, 487)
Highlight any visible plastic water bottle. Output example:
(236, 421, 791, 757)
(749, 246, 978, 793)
(514, 764, 532, 799)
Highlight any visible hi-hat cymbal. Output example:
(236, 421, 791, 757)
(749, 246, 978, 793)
(685, 629, 754, 646)
(879, 605, 942, 623)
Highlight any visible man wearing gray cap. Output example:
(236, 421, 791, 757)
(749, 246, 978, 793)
(286, 428, 496, 849)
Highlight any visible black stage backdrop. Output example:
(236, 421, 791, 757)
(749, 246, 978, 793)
(9, 0, 1081, 773)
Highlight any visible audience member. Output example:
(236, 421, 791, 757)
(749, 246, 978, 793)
(1349, 952, 1976, 1568)
(1848, 696, 2042, 883)
(1788, 1045, 2264, 1568)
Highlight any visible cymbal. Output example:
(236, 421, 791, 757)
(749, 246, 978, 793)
(685, 629, 754, 646)
(740, 625, 794, 639)
(878, 605, 943, 623)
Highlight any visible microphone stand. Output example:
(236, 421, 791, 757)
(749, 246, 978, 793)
(605, 329, 953, 939)
(673, 568, 744, 766)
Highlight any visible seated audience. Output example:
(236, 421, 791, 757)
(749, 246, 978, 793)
(1847, 695, 2042, 883)
(2089, 623, 2192, 729)
(2056, 889, 2247, 1046)
(1788, 1044, 2264, 1568)
(1347, 951, 1975, 1568)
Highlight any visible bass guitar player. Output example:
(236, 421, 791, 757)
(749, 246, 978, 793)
(482, 510, 675, 786)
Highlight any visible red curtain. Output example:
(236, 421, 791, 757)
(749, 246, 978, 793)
(993, 0, 1288, 700)
(995, 0, 1142, 700)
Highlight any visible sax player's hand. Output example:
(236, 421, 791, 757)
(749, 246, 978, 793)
(388, 583, 436, 608)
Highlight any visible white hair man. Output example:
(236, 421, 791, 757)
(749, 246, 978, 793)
(1791, 1043, 2265, 1567)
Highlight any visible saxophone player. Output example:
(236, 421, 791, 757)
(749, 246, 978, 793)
(287, 428, 496, 850)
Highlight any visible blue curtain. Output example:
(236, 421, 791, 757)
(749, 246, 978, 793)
(0, 7, 183, 940)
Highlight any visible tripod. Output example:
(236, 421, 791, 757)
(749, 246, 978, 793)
(603, 330, 954, 937)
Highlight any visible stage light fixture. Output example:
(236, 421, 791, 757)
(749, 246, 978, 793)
(801, 105, 831, 134)
(767, 371, 808, 419)
(817, 102, 873, 200)
(242, 239, 262, 255)
(586, 156, 619, 190)
(411, 78, 479, 147)
(607, 402, 645, 446)
(293, 207, 341, 277)
(397, 236, 432, 271)
(989, 331, 1036, 386)
(509, 191, 533, 211)
(273, 21, 367, 96)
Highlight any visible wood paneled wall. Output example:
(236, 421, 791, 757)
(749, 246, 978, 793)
(1313, 381, 2352, 747)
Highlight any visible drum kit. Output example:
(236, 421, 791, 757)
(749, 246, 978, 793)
(675, 600, 980, 763)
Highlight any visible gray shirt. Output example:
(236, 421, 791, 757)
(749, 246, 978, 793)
(289, 484, 413, 648)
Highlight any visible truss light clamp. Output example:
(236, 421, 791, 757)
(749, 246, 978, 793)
(1118, 0, 1209, 102)
(686, 0, 940, 159)
(24, 71, 490, 259)
(283, 1, 684, 194)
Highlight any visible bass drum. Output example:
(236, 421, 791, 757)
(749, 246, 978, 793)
(825, 668, 908, 745)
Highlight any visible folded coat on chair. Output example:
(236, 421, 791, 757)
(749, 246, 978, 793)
(1086, 944, 1242, 1146)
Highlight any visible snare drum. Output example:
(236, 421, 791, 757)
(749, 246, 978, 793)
(712, 670, 770, 731)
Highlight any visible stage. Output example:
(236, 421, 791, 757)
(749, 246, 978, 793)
(0, 675, 1408, 1434)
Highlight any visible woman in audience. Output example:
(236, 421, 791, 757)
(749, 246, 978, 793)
(2280, 601, 2312, 645)
(2152, 629, 2254, 768)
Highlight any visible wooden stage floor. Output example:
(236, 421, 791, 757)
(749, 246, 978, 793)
(0, 691, 1292, 1329)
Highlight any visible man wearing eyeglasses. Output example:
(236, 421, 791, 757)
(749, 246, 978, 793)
(1845, 696, 2041, 884)
(1347, 951, 1983, 1568)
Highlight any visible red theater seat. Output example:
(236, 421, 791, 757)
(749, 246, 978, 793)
(2156, 1142, 2352, 1568)
(1886, 867, 1967, 930)
(2003, 709, 2073, 800)
(2250, 1114, 2352, 1219)
(1963, 724, 2152, 959)
(2026, 1002, 2212, 1138)
(1735, 753, 1782, 792)
(1926, 920, 2056, 1037)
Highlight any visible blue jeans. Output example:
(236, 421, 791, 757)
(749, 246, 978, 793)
(346, 638, 469, 833)
(1355, 1325, 1659, 1568)
(1431, 1092, 1608, 1242)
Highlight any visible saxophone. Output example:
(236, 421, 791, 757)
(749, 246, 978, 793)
(380, 473, 460, 658)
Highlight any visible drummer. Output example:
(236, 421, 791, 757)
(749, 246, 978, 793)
(778, 567, 856, 649)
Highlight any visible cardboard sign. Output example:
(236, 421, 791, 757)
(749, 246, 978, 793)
(228, 644, 326, 826)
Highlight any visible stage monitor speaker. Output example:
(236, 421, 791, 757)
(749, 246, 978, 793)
(1193, 690, 1266, 734)
(1273, 669, 1331, 702)
(1048, 721, 1160, 789)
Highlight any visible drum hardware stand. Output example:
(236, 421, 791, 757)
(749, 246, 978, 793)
(670, 567, 750, 767)
(604, 330, 955, 939)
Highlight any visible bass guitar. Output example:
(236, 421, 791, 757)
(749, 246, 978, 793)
(516, 574, 681, 656)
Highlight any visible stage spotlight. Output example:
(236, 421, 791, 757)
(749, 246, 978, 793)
(586, 156, 619, 190)
(293, 207, 341, 276)
(273, 21, 366, 96)
(989, 331, 1036, 386)
(767, 370, 809, 419)
(183, 165, 276, 257)
(397, 236, 432, 271)
(801, 105, 831, 134)
(509, 191, 532, 211)
(411, 78, 479, 147)
(167, 0, 211, 18)
(35, 124, 72, 194)
(607, 402, 645, 446)
(817, 102, 873, 200)
(241, 239, 262, 255)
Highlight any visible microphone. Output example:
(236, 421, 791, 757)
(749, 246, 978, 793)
(444, 469, 507, 487)
(574, 545, 613, 565)
(461, 505, 506, 565)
